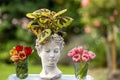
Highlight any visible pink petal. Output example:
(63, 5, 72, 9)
(81, 0, 89, 7)
(84, 27, 91, 34)
(82, 50, 88, 55)
(81, 53, 89, 62)
(73, 48, 80, 53)
(77, 47, 84, 54)
(113, 9, 118, 16)
(72, 54, 81, 62)
(67, 51, 76, 58)
(88, 51, 96, 60)
(110, 16, 115, 23)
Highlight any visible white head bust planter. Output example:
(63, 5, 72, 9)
(26, 8, 73, 79)
(35, 34, 64, 79)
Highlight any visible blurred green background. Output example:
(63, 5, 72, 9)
(0, 0, 120, 80)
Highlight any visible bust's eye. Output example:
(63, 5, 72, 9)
(45, 49, 50, 53)
(54, 49, 59, 53)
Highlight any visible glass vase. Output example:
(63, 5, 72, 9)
(15, 58, 28, 79)
(74, 62, 89, 80)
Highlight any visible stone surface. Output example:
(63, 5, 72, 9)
(8, 74, 94, 80)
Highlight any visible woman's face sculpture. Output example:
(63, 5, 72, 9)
(39, 41, 60, 67)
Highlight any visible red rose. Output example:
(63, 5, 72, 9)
(15, 45, 23, 52)
(24, 47, 32, 55)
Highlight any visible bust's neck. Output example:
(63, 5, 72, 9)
(40, 65, 62, 79)
(43, 65, 59, 74)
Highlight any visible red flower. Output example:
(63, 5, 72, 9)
(15, 45, 23, 52)
(24, 47, 32, 55)
(19, 51, 26, 60)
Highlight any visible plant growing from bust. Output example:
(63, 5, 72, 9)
(26, 9, 73, 44)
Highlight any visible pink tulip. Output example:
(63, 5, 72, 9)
(67, 47, 96, 62)
(84, 27, 91, 34)
(72, 54, 81, 62)
(109, 16, 115, 23)
(77, 47, 84, 54)
(113, 9, 118, 16)
(88, 51, 96, 60)
(81, 0, 89, 7)
(82, 50, 88, 55)
(67, 50, 76, 58)
(73, 48, 80, 53)
(94, 21, 100, 27)
(81, 53, 89, 62)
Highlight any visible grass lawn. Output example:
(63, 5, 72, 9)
(0, 63, 107, 80)
(0, 63, 74, 80)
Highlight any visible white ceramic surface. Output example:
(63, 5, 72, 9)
(8, 74, 94, 80)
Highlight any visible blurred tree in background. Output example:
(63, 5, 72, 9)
(80, 0, 120, 73)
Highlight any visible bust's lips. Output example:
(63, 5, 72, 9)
(49, 58, 55, 62)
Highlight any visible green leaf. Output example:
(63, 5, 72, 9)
(40, 9, 51, 17)
(30, 25, 41, 37)
(54, 17, 73, 28)
(53, 9, 67, 18)
(33, 9, 51, 17)
(80, 62, 89, 79)
(26, 13, 37, 19)
(27, 21, 35, 28)
(39, 17, 48, 23)
(38, 29, 51, 43)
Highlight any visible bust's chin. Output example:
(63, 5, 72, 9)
(40, 72, 62, 80)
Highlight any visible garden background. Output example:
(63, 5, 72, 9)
(0, 0, 120, 80)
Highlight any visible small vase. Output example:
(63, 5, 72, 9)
(74, 62, 89, 80)
(15, 58, 28, 79)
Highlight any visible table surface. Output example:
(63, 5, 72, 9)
(8, 74, 93, 80)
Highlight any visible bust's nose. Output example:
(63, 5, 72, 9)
(49, 52, 55, 58)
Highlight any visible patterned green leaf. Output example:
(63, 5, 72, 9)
(30, 25, 41, 37)
(54, 17, 73, 28)
(38, 29, 51, 43)
(26, 13, 37, 19)
(27, 21, 35, 28)
(39, 17, 48, 23)
(53, 9, 67, 18)
(33, 9, 51, 17)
